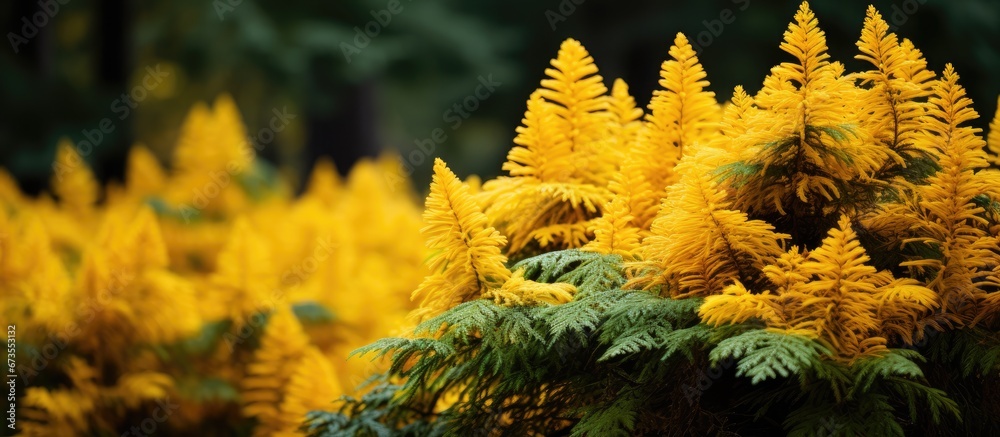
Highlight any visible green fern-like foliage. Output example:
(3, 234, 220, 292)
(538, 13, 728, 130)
(313, 251, 736, 435)
(304, 382, 444, 437)
(709, 329, 830, 384)
(778, 349, 961, 437)
(312, 246, 979, 435)
(512, 249, 626, 296)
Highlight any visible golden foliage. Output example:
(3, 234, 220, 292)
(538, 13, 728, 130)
(870, 65, 997, 326)
(537, 38, 612, 184)
(582, 195, 640, 259)
(72, 206, 201, 356)
(853, 6, 935, 167)
(483, 268, 576, 307)
(5, 95, 425, 435)
(412, 158, 512, 320)
(125, 144, 168, 199)
(210, 217, 280, 325)
(720, 2, 889, 218)
(413, 159, 577, 318)
(989, 96, 1000, 165)
(0, 211, 71, 335)
(480, 39, 616, 254)
(165, 95, 261, 217)
(606, 78, 644, 154)
(51, 138, 99, 215)
(502, 90, 574, 182)
(700, 217, 937, 362)
(6, 2, 1000, 433)
(242, 306, 312, 436)
(627, 156, 789, 298)
(276, 347, 344, 437)
(624, 32, 719, 230)
(643, 32, 719, 158)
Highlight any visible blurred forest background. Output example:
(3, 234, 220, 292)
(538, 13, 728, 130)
(1, 0, 998, 195)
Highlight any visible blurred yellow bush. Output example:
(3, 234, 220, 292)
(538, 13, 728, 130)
(0, 95, 426, 436)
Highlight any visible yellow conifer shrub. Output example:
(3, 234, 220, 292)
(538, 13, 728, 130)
(4, 94, 427, 435)
(306, 3, 1000, 435)
(7, 2, 1000, 435)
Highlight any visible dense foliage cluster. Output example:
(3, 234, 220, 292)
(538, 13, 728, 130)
(310, 3, 1000, 436)
(4, 2, 1000, 436)
(1, 97, 427, 435)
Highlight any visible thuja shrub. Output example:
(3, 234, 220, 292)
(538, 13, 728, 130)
(309, 3, 1000, 436)
(1, 96, 427, 435)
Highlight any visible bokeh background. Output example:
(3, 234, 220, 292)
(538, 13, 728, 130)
(1, 0, 998, 195)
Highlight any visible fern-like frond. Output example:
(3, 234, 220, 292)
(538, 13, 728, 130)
(717, 85, 755, 145)
(210, 217, 279, 326)
(582, 195, 640, 259)
(412, 158, 511, 321)
(242, 306, 312, 436)
(480, 177, 611, 255)
(853, 6, 935, 181)
(538, 38, 609, 158)
(280, 347, 343, 435)
(627, 161, 788, 298)
(720, 2, 891, 231)
(483, 268, 576, 307)
(479, 39, 619, 256)
(698, 282, 783, 327)
(988, 96, 1000, 165)
(513, 249, 626, 296)
(703, 217, 930, 361)
(502, 90, 574, 182)
(624, 32, 720, 229)
(570, 389, 640, 437)
(896, 65, 995, 325)
(606, 78, 644, 153)
(777, 2, 830, 88)
(598, 292, 702, 362)
(642, 32, 720, 159)
(709, 329, 830, 384)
